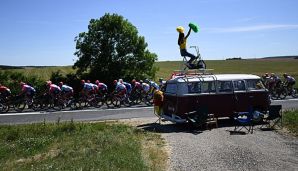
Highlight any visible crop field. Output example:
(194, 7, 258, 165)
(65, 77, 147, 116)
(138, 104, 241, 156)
(155, 59, 298, 84)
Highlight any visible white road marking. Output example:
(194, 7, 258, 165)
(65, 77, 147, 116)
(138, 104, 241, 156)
(0, 106, 153, 116)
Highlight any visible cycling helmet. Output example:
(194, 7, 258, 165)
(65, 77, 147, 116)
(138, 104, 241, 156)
(113, 80, 118, 84)
(119, 79, 123, 83)
(132, 79, 136, 84)
(144, 79, 149, 83)
(81, 80, 85, 84)
(59, 82, 63, 86)
(176, 26, 184, 33)
(87, 80, 91, 83)
(140, 80, 143, 84)
(20, 82, 25, 86)
(95, 80, 100, 84)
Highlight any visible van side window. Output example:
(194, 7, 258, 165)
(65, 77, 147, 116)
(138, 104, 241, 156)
(165, 83, 177, 94)
(187, 82, 201, 94)
(202, 81, 216, 93)
(246, 79, 265, 90)
(233, 80, 246, 91)
(218, 81, 233, 92)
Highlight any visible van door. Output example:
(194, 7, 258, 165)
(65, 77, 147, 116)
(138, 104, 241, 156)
(215, 80, 235, 117)
(233, 80, 250, 112)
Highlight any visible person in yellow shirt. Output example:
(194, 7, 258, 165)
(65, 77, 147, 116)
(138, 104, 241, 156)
(177, 26, 197, 68)
(153, 89, 164, 123)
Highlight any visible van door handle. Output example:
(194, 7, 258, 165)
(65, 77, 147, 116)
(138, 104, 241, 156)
(235, 95, 238, 101)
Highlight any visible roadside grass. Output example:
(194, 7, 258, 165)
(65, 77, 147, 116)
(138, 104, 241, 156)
(283, 110, 298, 136)
(0, 121, 167, 171)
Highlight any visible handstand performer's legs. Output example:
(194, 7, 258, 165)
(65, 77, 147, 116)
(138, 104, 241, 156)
(180, 49, 197, 63)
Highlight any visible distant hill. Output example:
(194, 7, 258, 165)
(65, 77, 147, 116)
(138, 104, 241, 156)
(0, 65, 24, 70)
(0, 65, 68, 70)
(261, 56, 298, 60)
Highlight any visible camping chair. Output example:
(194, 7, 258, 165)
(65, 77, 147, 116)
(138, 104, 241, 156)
(186, 106, 209, 129)
(233, 109, 254, 134)
(260, 105, 282, 129)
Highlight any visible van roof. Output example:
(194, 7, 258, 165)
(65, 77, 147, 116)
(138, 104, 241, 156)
(168, 74, 261, 83)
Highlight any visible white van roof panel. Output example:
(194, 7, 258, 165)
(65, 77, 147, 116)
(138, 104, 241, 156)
(168, 74, 261, 83)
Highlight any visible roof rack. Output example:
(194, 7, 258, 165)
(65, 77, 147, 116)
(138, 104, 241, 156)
(171, 69, 217, 83)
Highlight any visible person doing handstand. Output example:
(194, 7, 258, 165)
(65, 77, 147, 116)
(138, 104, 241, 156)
(177, 26, 197, 68)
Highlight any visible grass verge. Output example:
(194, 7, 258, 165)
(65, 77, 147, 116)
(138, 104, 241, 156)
(283, 110, 298, 136)
(0, 121, 167, 171)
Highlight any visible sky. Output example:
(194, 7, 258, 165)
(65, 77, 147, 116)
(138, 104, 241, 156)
(0, 0, 298, 66)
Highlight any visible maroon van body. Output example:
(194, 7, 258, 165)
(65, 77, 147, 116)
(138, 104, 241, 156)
(162, 74, 270, 123)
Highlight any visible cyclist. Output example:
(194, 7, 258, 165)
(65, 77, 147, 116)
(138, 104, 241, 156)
(131, 79, 142, 92)
(113, 80, 127, 97)
(119, 79, 132, 96)
(283, 73, 296, 92)
(140, 80, 150, 94)
(58, 82, 73, 99)
(46, 81, 61, 100)
(95, 80, 108, 95)
(270, 73, 282, 89)
(0, 83, 11, 100)
(145, 79, 160, 96)
(81, 80, 94, 96)
(19, 82, 36, 105)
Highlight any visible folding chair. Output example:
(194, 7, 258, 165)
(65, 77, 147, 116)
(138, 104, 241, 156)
(234, 110, 254, 134)
(186, 106, 208, 129)
(260, 105, 282, 129)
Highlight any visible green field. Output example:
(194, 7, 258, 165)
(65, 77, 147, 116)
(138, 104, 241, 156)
(155, 59, 298, 83)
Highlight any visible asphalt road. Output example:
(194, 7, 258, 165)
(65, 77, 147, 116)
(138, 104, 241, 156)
(0, 99, 297, 125)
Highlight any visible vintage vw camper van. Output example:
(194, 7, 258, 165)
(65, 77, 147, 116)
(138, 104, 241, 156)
(162, 73, 270, 123)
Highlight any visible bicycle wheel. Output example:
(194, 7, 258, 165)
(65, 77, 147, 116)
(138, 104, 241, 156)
(14, 99, 26, 112)
(112, 96, 121, 108)
(291, 88, 298, 98)
(0, 102, 9, 113)
(104, 95, 113, 108)
(279, 88, 287, 100)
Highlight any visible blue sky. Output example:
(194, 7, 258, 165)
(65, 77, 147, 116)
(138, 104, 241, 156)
(0, 0, 298, 66)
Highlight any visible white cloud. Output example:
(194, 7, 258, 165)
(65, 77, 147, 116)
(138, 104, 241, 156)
(206, 24, 298, 33)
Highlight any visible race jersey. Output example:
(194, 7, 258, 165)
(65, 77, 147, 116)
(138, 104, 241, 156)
(115, 82, 126, 92)
(61, 85, 73, 93)
(97, 83, 108, 91)
(89, 83, 98, 90)
(286, 76, 296, 83)
(22, 84, 36, 95)
(149, 81, 160, 90)
(83, 83, 94, 91)
(142, 83, 150, 93)
(49, 84, 61, 94)
(123, 82, 132, 93)
(134, 82, 142, 90)
(0, 86, 10, 93)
